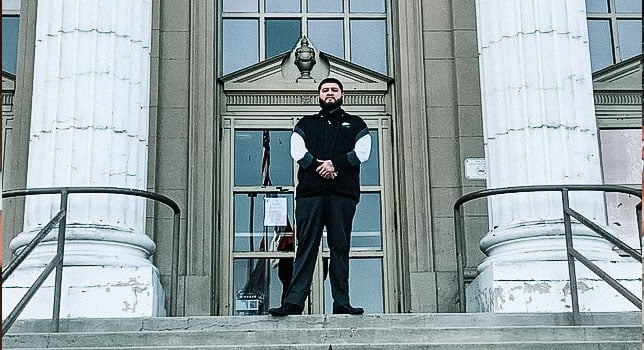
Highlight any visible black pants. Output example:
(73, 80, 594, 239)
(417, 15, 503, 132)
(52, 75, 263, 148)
(282, 195, 357, 308)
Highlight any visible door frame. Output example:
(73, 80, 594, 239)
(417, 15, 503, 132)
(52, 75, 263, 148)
(217, 113, 396, 315)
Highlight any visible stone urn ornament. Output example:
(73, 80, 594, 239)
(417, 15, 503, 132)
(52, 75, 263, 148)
(294, 36, 316, 81)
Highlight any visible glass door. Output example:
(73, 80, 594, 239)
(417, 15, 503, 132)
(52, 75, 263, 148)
(320, 129, 385, 314)
(229, 127, 296, 315)
(221, 116, 392, 315)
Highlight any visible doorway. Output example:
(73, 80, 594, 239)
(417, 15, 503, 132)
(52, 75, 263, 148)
(219, 114, 393, 315)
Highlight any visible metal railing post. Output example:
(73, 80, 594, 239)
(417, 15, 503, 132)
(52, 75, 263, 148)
(636, 202, 642, 248)
(561, 189, 580, 324)
(454, 206, 467, 313)
(171, 211, 181, 316)
(51, 190, 68, 332)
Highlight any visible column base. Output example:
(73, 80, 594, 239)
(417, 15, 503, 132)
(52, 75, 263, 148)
(466, 259, 640, 312)
(2, 264, 165, 319)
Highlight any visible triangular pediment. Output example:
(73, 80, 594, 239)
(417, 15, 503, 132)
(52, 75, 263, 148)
(592, 54, 642, 91)
(219, 37, 392, 93)
(592, 55, 641, 122)
(2, 70, 16, 91)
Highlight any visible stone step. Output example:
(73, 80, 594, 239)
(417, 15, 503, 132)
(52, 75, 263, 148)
(4, 325, 640, 348)
(4, 341, 639, 350)
(7, 312, 640, 333)
(3, 313, 640, 350)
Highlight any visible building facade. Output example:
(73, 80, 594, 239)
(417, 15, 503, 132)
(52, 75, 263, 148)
(2, 0, 641, 318)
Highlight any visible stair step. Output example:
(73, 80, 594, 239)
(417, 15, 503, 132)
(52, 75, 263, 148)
(4, 326, 639, 348)
(3, 313, 640, 349)
(6, 342, 640, 350)
(7, 312, 640, 333)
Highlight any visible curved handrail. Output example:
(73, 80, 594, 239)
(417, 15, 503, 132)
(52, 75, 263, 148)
(2, 187, 181, 335)
(453, 184, 642, 319)
(454, 184, 641, 209)
(2, 187, 181, 213)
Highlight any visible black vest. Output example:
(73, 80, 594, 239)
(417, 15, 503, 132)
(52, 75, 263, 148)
(293, 108, 368, 202)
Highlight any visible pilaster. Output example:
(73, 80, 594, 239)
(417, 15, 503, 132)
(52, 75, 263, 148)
(392, 0, 435, 312)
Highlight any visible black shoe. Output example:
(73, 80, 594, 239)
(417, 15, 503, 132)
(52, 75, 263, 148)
(332, 304, 364, 315)
(268, 303, 303, 316)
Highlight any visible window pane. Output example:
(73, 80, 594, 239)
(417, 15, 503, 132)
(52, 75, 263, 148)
(617, 20, 642, 60)
(352, 193, 382, 250)
(223, 19, 259, 74)
(2, 16, 19, 75)
(587, 20, 613, 71)
(324, 258, 384, 313)
(307, 0, 343, 13)
(266, 19, 301, 58)
(234, 193, 294, 252)
(2, 0, 21, 12)
(234, 258, 293, 314)
(350, 0, 385, 13)
(600, 129, 640, 184)
(265, 0, 300, 13)
(360, 130, 379, 185)
(234, 130, 293, 186)
(615, 0, 642, 13)
(223, 0, 258, 12)
(597, 128, 640, 250)
(308, 19, 344, 58)
(323, 193, 382, 251)
(350, 20, 387, 74)
(604, 193, 640, 248)
(585, 0, 608, 13)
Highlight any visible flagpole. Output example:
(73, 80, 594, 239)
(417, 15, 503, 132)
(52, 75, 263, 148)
(262, 130, 271, 313)
(248, 193, 256, 279)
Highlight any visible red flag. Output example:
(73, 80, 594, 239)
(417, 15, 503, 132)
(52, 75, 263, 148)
(275, 220, 295, 252)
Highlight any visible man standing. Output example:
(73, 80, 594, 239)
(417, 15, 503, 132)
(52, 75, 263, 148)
(269, 78, 371, 316)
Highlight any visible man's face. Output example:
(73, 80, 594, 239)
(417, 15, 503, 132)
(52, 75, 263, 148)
(318, 82, 343, 104)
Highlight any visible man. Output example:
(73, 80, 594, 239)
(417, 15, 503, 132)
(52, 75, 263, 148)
(269, 77, 371, 316)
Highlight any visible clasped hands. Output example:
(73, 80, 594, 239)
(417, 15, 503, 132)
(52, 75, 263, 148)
(316, 159, 338, 180)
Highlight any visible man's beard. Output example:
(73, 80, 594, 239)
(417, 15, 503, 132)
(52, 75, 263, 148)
(319, 96, 343, 111)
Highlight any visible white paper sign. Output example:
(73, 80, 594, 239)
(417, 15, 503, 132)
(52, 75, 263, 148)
(264, 197, 287, 226)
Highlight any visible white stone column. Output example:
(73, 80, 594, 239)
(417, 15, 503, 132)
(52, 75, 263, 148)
(467, 0, 640, 312)
(3, 0, 164, 319)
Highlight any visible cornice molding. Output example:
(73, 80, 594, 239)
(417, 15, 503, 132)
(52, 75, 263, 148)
(225, 94, 385, 106)
(593, 91, 642, 105)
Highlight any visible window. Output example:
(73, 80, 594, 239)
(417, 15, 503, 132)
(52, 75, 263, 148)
(2, 15, 20, 74)
(586, 0, 642, 71)
(221, 0, 388, 75)
(599, 128, 641, 248)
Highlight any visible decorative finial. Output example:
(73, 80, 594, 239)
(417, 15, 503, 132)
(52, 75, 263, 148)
(294, 36, 315, 81)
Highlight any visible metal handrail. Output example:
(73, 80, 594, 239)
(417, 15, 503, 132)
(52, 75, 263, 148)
(453, 184, 642, 320)
(2, 187, 181, 336)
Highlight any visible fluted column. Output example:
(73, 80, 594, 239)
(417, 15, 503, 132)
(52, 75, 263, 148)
(3, 0, 163, 319)
(468, 0, 639, 312)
